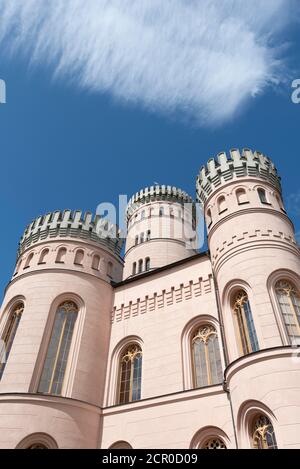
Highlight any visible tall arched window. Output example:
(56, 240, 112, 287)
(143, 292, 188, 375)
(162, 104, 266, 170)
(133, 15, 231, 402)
(118, 344, 142, 404)
(251, 415, 278, 449)
(192, 325, 223, 388)
(38, 301, 78, 395)
(140, 233, 144, 244)
(145, 258, 150, 272)
(275, 280, 300, 345)
(56, 247, 67, 263)
(159, 207, 164, 217)
(135, 235, 139, 246)
(132, 262, 137, 276)
(0, 303, 24, 380)
(233, 291, 259, 355)
(146, 230, 151, 241)
(138, 259, 143, 273)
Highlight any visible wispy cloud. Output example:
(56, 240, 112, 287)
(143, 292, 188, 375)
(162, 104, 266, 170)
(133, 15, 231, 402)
(0, 0, 297, 125)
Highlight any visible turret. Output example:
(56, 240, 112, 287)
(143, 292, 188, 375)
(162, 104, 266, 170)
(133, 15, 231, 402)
(196, 148, 300, 356)
(197, 149, 300, 449)
(123, 185, 198, 279)
(0, 210, 124, 448)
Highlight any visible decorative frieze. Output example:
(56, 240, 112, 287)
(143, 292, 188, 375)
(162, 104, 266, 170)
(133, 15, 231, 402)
(112, 275, 213, 323)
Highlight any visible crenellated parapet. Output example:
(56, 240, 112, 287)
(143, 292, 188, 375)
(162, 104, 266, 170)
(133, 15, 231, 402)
(196, 148, 281, 205)
(126, 185, 194, 221)
(18, 209, 124, 258)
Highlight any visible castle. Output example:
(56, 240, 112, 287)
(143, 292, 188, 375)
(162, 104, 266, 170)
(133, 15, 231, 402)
(0, 148, 300, 449)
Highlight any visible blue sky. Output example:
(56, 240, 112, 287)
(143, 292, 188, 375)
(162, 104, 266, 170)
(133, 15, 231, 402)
(0, 1, 300, 298)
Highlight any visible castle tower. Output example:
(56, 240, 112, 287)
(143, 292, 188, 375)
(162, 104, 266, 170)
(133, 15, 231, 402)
(0, 210, 123, 449)
(197, 149, 300, 448)
(123, 185, 198, 279)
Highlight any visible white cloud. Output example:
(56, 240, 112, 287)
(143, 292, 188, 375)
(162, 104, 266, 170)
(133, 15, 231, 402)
(0, 0, 297, 125)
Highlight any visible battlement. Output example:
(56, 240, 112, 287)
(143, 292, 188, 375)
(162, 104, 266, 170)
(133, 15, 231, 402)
(126, 185, 194, 220)
(18, 210, 124, 257)
(196, 148, 281, 205)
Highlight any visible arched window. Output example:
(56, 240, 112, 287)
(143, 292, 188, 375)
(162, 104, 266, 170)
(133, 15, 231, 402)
(135, 235, 139, 246)
(0, 303, 24, 380)
(27, 444, 48, 449)
(146, 230, 151, 241)
(191, 325, 223, 388)
(258, 188, 268, 204)
(132, 262, 137, 276)
(38, 301, 78, 395)
(145, 258, 150, 271)
(56, 247, 67, 263)
(233, 291, 259, 355)
(275, 280, 300, 345)
(190, 426, 229, 449)
(38, 249, 49, 265)
(159, 207, 164, 217)
(170, 208, 174, 218)
(217, 196, 227, 214)
(206, 209, 212, 227)
(24, 252, 34, 269)
(251, 415, 277, 449)
(140, 233, 144, 244)
(109, 441, 133, 449)
(92, 254, 100, 270)
(74, 249, 84, 266)
(107, 262, 113, 278)
(138, 259, 143, 273)
(16, 433, 58, 449)
(236, 188, 248, 205)
(203, 438, 227, 449)
(118, 344, 142, 404)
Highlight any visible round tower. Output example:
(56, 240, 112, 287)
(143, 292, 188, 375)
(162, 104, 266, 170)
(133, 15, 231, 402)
(197, 148, 300, 448)
(123, 185, 198, 279)
(0, 210, 124, 449)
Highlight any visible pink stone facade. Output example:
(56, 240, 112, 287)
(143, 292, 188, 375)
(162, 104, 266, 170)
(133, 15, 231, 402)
(0, 148, 299, 449)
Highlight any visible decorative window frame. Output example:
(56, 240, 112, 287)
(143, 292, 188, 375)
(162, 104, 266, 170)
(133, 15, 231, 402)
(16, 433, 58, 449)
(105, 335, 143, 406)
(267, 269, 300, 346)
(181, 315, 225, 390)
(190, 426, 230, 449)
(222, 280, 263, 361)
(237, 400, 280, 449)
(30, 292, 86, 397)
(0, 295, 26, 336)
(0, 296, 26, 377)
